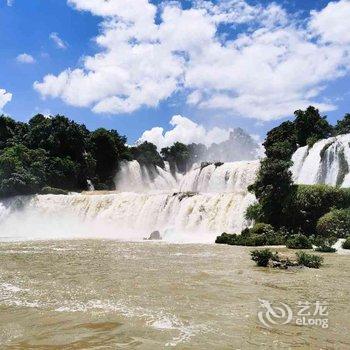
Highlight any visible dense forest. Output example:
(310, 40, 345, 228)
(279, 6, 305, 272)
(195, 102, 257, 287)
(217, 106, 350, 250)
(0, 113, 258, 198)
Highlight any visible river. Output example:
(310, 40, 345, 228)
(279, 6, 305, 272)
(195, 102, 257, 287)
(0, 240, 349, 349)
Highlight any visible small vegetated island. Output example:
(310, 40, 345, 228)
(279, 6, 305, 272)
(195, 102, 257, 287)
(215, 106, 350, 268)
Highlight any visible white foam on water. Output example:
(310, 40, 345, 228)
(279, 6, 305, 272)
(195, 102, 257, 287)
(54, 298, 206, 347)
(0, 283, 24, 293)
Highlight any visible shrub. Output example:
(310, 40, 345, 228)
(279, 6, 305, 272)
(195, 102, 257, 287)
(316, 209, 350, 239)
(314, 246, 336, 253)
(296, 252, 323, 269)
(251, 249, 274, 267)
(287, 184, 350, 235)
(313, 236, 337, 253)
(215, 232, 236, 245)
(41, 186, 68, 195)
(342, 237, 350, 250)
(249, 223, 275, 236)
(245, 203, 265, 222)
(286, 234, 312, 249)
(215, 226, 285, 247)
(215, 232, 266, 246)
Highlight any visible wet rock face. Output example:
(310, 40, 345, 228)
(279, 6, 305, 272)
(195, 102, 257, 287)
(145, 231, 161, 240)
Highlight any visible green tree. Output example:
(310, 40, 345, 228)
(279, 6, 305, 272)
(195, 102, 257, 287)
(334, 113, 350, 136)
(46, 156, 78, 190)
(263, 121, 297, 160)
(27, 114, 89, 161)
(161, 142, 190, 173)
(0, 144, 47, 197)
(248, 121, 297, 228)
(0, 115, 28, 150)
(130, 141, 164, 168)
(287, 185, 350, 235)
(294, 106, 333, 146)
(89, 128, 130, 189)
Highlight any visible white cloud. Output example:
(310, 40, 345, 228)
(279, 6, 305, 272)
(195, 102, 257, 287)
(7, 0, 14, 6)
(310, 0, 350, 45)
(49, 32, 68, 49)
(34, 0, 350, 120)
(138, 115, 232, 149)
(16, 53, 35, 64)
(0, 89, 12, 110)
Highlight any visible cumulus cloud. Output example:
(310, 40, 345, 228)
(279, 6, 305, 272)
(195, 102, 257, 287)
(138, 115, 232, 149)
(0, 89, 12, 110)
(310, 0, 350, 45)
(7, 0, 14, 6)
(49, 32, 68, 49)
(16, 53, 35, 64)
(34, 0, 350, 120)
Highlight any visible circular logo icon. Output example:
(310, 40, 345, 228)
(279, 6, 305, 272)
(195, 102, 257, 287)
(258, 298, 293, 328)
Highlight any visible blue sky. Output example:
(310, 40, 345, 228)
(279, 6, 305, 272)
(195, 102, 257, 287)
(1, 0, 350, 146)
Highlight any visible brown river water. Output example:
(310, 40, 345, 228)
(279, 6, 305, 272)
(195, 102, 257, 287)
(0, 240, 349, 349)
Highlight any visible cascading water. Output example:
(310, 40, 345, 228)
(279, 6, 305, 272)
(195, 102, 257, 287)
(291, 134, 350, 187)
(0, 160, 259, 243)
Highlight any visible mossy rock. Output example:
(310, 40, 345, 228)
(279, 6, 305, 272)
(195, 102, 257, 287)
(41, 186, 68, 195)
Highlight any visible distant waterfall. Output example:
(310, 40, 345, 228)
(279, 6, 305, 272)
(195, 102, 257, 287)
(291, 134, 350, 187)
(0, 160, 259, 243)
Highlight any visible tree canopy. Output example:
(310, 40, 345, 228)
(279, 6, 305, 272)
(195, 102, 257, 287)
(0, 114, 131, 197)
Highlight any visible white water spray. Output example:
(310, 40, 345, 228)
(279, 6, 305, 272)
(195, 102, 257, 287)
(0, 160, 259, 243)
(291, 134, 350, 187)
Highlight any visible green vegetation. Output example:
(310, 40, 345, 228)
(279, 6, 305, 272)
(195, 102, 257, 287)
(287, 185, 350, 235)
(314, 245, 337, 253)
(217, 106, 350, 255)
(0, 114, 131, 197)
(286, 234, 313, 249)
(0, 144, 47, 197)
(313, 235, 337, 253)
(342, 237, 350, 250)
(248, 120, 297, 228)
(316, 209, 350, 238)
(245, 106, 350, 244)
(215, 223, 285, 246)
(41, 186, 69, 195)
(250, 249, 324, 269)
(130, 141, 164, 169)
(296, 252, 324, 269)
(161, 142, 190, 173)
(250, 249, 275, 267)
(334, 113, 350, 135)
(294, 106, 332, 146)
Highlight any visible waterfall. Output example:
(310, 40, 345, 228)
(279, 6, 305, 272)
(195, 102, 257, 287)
(115, 160, 180, 192)
(0, 160, 259, 243)
(291, 134, 350, 187)
(2, 132, 350, 243)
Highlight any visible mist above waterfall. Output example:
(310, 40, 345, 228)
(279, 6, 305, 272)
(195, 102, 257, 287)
(138, 115, 262, 163)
